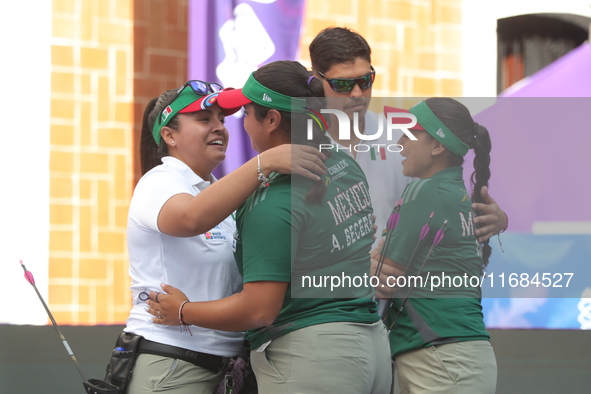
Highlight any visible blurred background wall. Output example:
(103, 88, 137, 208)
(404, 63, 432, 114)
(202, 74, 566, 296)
(1, 0, 590, 392)
(3, 0, 486, 326)
(4, 0, 589, 326)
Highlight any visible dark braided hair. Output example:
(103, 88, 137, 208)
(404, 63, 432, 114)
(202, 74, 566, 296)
(250, 60, 330, 203)
(424, 97, 493, 269)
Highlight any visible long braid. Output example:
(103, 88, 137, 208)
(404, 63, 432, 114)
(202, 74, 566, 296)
(425, 98, 493, 270)
(470, 122, 492, 269)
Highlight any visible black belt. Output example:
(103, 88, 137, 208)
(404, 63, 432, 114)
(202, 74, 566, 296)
(137, 338, 230, 373)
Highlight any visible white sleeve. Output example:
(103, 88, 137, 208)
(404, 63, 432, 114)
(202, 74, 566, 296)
(129, 170, 194, 232)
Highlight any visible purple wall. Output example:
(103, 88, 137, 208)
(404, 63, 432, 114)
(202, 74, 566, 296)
(188, 0, 306, 176)
(467, 97, 591, 232)
(464, 44, 591, 233)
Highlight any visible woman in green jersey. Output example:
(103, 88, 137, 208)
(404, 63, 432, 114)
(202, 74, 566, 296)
(148, 61, 392, 393)
(379, 98, 497, 394)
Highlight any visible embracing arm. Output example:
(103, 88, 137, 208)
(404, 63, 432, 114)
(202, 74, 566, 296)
(471, 186, 508, 242)
(147, 282, 287, 332)
(158, 144, 326, 237)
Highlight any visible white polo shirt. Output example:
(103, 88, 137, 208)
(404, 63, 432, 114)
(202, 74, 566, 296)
(125, 156, 243, 357)
(328, 110, 414, 248)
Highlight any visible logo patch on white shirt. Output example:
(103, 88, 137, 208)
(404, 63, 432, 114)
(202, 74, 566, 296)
(204, 225, 227, 242)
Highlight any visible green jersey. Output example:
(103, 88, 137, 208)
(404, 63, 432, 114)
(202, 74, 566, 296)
(383, 167, 490, 358)
(234, 149, 379, 350)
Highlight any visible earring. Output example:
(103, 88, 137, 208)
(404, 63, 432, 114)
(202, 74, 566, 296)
(170, 140, 175, 145)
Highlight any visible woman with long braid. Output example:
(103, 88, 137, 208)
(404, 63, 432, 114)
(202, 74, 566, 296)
(380, 98, 497, 394)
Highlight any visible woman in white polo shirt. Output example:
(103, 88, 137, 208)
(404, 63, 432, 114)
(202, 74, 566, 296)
(122, 80, 325, 393)
(144, 63, 392, 393)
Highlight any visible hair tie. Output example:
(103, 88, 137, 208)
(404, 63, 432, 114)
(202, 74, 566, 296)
(307, 75, 315, 85)
(473, 122, 480, 134)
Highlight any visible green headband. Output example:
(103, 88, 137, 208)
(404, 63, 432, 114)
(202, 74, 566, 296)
(409, 101, 470, 157)
(151, 86, 206, 145)
(242, 73, 307, 113)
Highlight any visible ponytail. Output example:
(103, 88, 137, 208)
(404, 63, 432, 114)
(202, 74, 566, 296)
(301, 75, 330, 204)
(139, 90, 178, 175)
(251, 61, 331, 204)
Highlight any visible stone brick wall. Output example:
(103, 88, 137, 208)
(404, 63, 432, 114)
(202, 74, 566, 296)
(49, 0, 134, 324)
(298, 0, 464, 97)
(47, 0, 461, 325)
(132, 0, 189, 183)
(49, 0, 188, 324)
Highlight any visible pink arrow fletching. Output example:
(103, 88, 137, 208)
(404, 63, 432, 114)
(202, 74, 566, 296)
(19, 260, 36, 285)
(433, 230, 445, 245)
(433, 220, 448, 246)
(387, 212, 400, 230)
(24, 271, 35, 285)
(419, 212, 434, 240)
(420, 224, 430, 240)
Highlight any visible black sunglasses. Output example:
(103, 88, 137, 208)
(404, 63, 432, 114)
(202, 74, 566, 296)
(316, 66, 376, 93)
(165, 80, 223, 108)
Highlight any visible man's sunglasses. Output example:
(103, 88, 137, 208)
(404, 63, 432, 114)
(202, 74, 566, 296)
(316, 66, 376, 93)
(164, 80, 223, 109)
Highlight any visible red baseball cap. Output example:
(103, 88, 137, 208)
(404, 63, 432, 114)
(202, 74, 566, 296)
(216, 88, 252, 110)
(179, 88, 242, 116)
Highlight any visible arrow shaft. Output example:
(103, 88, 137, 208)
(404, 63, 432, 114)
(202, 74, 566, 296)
(22, 264, 88, 382)
(387, 221, 447, 329)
